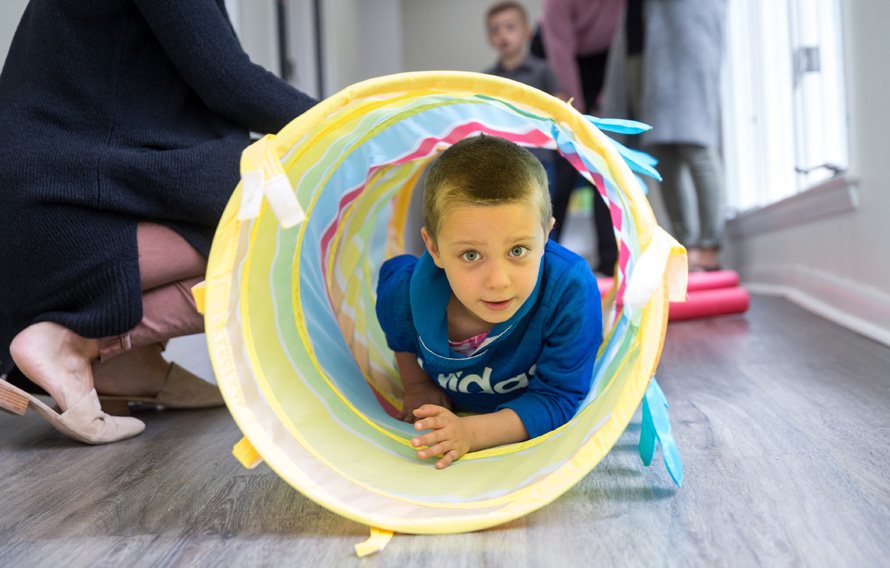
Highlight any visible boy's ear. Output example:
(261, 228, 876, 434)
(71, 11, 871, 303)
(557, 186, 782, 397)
(545, 217, 556, 242)
(421, 227, 444, 268)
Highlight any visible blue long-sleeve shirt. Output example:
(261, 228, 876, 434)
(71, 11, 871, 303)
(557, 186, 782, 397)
(376, 240, 603, 438)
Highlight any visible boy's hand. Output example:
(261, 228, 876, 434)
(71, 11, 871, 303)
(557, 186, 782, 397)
(411, 404, 474, 469)
(397, 385, 452, 423)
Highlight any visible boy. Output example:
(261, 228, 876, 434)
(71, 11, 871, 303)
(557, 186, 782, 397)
(483, 2, 564, 100)
(375, 135, 602, 469)
(483, 2, 565, 202)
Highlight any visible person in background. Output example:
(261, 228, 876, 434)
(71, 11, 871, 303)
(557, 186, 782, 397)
(483, 1, 566, 184)
(603, 0, 728, 271)
(0, 0, 316, 443)
(533, 0, 626, 276)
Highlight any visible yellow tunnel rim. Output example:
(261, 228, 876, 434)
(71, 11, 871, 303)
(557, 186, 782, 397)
(204, 71, 670, 534)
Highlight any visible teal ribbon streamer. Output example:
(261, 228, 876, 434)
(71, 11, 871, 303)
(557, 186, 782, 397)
(585, 115, 651, 135)
(640, 376, 684, 487)
(577, 115, 663, 182)
(605, 135, 662, 181)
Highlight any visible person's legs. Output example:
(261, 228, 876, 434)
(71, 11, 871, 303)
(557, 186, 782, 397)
(593, 191, 618, 276)
(678, 144, 724, 250)
(90, 343, 169, 398)
(5, 321, 145, 443)
(92, 277, 205, 396)
(9, 322, 99, 412)
(136, 222, 208, 291)
(4, 221, 207, 440)
(651, 144, 694, 246)
(128, 277, 205, 347)
(576, 50, 618, 275)
(626, 55, 644, 123)
(549, 154, 577, 243)
(92, 223, 206, 395)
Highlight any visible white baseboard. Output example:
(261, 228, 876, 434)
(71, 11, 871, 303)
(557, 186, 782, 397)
(743, 265, 890, 347)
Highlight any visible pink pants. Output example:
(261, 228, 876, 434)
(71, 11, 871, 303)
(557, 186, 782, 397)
(97, 223, 206, 359)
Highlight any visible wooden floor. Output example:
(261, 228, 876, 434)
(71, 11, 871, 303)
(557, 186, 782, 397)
(2, 295, 890, 567)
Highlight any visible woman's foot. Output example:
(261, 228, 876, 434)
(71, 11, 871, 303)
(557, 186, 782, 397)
(9, 321, 99, 412)
(6, 322, 145, 444)
(93, 343, 224, 413)
(92, 343, 169, 398)
(695, 247, 721, 271)
(687, 247, 721, 272)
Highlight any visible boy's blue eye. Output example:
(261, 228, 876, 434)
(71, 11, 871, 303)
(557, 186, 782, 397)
(461, 250, 480, 262)
(509, 246, 529, 258)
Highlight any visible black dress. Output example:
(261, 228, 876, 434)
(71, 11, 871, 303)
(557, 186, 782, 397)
(0, 0, 316, 374)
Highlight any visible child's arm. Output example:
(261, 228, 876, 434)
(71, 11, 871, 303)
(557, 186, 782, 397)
(394, 351, 452, 423)
(409, 259, 602, 469)
(410, 405, 529, 469)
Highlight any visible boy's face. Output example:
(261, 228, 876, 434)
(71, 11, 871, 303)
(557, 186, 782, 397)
(487, 8, 530, 60)
(422, 200, 554, 328)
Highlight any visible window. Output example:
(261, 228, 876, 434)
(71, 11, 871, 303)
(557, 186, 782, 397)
(722, 0, 848, 215)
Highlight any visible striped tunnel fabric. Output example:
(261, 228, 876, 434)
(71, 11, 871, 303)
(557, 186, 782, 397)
(202, 72, 684, 537)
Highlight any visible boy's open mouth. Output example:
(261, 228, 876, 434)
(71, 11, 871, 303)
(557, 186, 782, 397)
(482, 299, 511, 311)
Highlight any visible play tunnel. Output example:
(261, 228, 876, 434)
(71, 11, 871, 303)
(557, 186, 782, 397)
(193, 72, 687, 555)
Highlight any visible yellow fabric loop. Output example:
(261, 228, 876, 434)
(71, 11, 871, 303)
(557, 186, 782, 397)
(233, 436, 263, 469)
(354, 527, 394, 557)
(190, 280, 206, 315)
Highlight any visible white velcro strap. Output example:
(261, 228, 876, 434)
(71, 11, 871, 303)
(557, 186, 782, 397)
(264, 174, 305, 228)
(665, 251, 689, 302)
(623, 226, 672, 307)
(237, 169, 265, 220)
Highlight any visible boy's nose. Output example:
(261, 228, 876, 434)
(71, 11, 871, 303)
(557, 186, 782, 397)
(485, 263, 510, 289)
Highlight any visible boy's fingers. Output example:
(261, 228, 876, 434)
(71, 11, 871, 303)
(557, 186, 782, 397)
(398, 409, 418, 423)
(413, 404, 445, 418)
(436, 450, 460, 469)
(414, 415, 451, 432)
(417, 441, 451, 460)
(411, 426, 449, 448)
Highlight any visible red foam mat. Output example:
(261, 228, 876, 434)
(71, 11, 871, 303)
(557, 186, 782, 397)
(669, 286, 750, 321)
(596, 270, 750, 321)
(686, 270, 740, 292)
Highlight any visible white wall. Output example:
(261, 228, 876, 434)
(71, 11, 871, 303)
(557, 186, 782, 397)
(358, 0, 404, 82)
(235, 0, 282, 74)
(401, 0, 544, 72)
(318, 0, 405, 96)
(726, 0, 890, 344)
(321, 0, 361, 94)
(0, 0, 28, 65)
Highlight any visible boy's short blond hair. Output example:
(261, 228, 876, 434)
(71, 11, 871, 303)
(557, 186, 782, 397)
(486, 2, 529, 25)
(422, 134, 552, 243)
